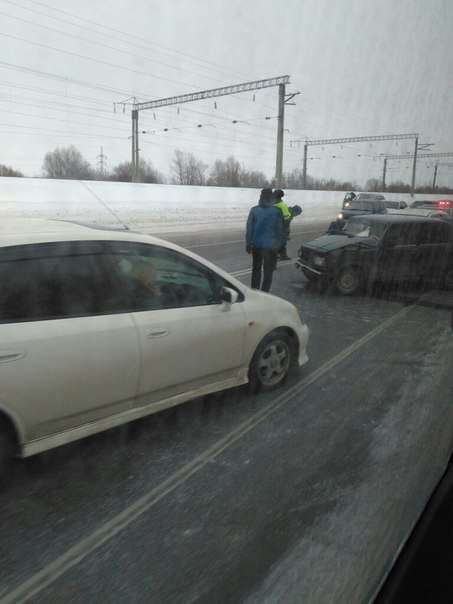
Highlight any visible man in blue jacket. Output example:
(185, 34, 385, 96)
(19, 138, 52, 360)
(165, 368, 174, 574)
(246, 188, 284, 292)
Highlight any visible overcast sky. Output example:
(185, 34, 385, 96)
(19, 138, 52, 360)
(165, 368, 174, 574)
(1, 0, 452, 186)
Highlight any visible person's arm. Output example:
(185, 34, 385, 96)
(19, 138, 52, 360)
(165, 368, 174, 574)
(246, 208, 255, 252)
(281, 202, 292, 221)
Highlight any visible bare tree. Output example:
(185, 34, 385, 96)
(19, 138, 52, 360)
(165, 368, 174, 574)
(386, 180, 411, 193)
(365, 178, 381, 192)
(170, 149, 207, 185)
(42, 146, 94, 180)
(208, 156, 242, 187)
(110, 159, 164, 183)
(0, 164, 23, 177)
(240, 169, 269, 188)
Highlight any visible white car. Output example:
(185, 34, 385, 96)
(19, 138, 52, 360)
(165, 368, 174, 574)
(0, 220, 309, 476)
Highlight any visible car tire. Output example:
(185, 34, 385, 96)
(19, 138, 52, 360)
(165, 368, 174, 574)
(336, 266, 362, 295)
(249, 330, 293, 393)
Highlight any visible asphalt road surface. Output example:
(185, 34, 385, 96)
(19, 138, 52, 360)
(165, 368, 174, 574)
(1, 222, 453, 604)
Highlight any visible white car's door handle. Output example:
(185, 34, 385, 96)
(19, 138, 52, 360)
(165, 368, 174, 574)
(0, 351, 25, 363)
(147, 328, 169, 338)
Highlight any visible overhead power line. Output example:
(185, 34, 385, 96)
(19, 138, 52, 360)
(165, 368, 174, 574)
(0, 59, 144, 97)
(0, 80, 117, 106)
(0, 95, 127, 121)
(0, 31, 204, 89)
(290, 133, 420, 193)
(0, 6, 230, 87)
(22, 0, 255, 81)
(384, 152, 453, 160)
(291, 133, 419, 146)
(0, 122, 128, 139)
(1, 0, 275, 111)
(0, 107, 130, 132)
(128, 76, 295, 183)
(133, 76, 290, 111)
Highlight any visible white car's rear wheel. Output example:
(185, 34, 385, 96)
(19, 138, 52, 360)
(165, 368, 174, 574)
(249, 332, 293, 392)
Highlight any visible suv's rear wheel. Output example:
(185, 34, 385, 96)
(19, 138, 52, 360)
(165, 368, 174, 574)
(336, 266, 362, 295)
(249, 331, 293, 393)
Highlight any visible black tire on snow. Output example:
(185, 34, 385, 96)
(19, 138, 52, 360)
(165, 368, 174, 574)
(249, 331, 293, 394)
(336, 266, 362, 296)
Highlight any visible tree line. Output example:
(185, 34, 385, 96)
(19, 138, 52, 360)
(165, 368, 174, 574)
(1, 145, 452, 193)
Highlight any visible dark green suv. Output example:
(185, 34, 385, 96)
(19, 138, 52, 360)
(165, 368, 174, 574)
(296, 215, 453, 295)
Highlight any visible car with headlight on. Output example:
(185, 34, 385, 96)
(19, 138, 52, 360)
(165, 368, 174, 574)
(296, 214, 453, 295)
(0, 219, 309, 478)
(338, 197, 388, 222)
(342, 192, 386, 209)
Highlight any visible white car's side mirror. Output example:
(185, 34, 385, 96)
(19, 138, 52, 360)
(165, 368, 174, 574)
(220, 287, 239, 306)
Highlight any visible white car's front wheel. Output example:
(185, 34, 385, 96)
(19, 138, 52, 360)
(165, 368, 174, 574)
(249, 331, 293, 393)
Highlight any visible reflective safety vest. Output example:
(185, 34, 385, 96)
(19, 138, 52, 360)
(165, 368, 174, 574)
(274, 200, 292, 222)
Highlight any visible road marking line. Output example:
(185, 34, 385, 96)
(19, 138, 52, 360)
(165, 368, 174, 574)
(231, 260, 293, 278)
(0, 304, 413, 604)
(188, 239, 243, 248)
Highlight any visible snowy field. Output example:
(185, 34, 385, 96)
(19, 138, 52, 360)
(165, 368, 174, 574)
(0, 177, 451, 234)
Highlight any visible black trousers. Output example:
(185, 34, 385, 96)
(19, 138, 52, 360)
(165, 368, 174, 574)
(278, 223, 291, 258)
(251, 248, 278, 292)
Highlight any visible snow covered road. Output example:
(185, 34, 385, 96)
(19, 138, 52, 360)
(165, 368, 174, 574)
(1, 224, 453, 604)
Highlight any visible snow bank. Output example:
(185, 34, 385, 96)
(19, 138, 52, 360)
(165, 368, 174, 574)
(0, 177, 451, 233)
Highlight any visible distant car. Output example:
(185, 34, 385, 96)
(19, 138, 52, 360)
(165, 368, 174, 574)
(409, 199, 453, 217)
(342, 192, 385, 209)
(338, 198, 387, 221)
(0, 219, 309, 477)
(384, 200, 408, 210)
(397, 208, 449, 219)
(296, 214, 453, 295)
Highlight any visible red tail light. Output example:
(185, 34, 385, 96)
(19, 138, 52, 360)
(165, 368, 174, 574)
(437, 199, 453, 208)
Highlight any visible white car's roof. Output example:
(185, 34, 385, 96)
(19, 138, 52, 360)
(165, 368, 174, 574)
(0, 219, 164, 247)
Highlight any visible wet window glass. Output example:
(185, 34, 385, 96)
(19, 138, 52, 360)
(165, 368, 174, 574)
(108, 243, 224, 310)
(0, 244, 117, 322)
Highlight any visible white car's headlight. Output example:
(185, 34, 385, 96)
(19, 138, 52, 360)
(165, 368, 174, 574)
(338, 213, 344, 219)
(313, 255, 326, 267)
